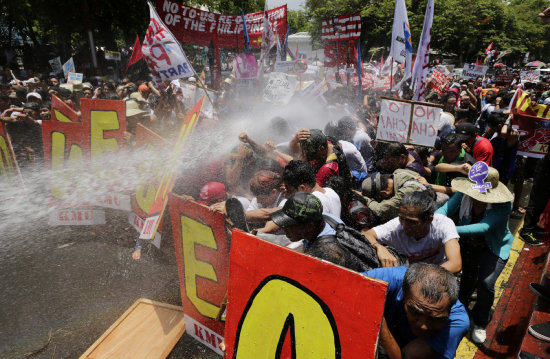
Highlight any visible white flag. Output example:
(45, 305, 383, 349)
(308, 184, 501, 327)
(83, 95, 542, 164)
(142, 2, 195, 86)
(261, 1, 276, 58)
(411, 0, 435, 101)
(390, 0, 413, 90)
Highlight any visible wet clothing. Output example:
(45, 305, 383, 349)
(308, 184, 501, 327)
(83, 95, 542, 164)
(435, 149, 476, 187)
(365, 267, 469, 359)
(470, 135, 494, 166)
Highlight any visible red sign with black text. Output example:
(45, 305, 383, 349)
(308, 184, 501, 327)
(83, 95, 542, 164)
(224, 231, 388, 358)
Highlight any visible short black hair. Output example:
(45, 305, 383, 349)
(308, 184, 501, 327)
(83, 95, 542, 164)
(400, 191, 436, 222)
(383, 142, 408, 158)
(282, 160, 316, 188)
(441, 133, 463, 147)
(403, 263, 459, 308)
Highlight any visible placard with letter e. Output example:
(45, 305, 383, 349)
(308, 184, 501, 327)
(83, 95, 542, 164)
(224, 230, 388, 358)
(169, 194, 229, 356)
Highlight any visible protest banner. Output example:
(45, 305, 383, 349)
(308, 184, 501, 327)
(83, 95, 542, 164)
(0, 122, 22, 185)
(372, 76, 392, 91)
(62, 57, 75, 79)
(67, 72, 83, 84)
(104, 50, 121, 61)
(49, 56, 63, 74)
(43, 96, 127, 225)
(223, 230, 387, 358)
(495, 74, 515, 87)
(168, 194, 229, 355)
(274, 60, 296, 74)
(156, 0, 287, 50)
(461, 64, 488, 80)
(262, 72, 297, 104)
(142, 2, 195, 86)
(234, 54, 259, 79)
(129, 124, 169, 247)
(429, 69, 447, 95)
(140, 96, 205, 240)
(520, 70, 540, 84)
(321, 13, 362, 41)
(512, 89, 550, 158)
(377, 97, 442, 147)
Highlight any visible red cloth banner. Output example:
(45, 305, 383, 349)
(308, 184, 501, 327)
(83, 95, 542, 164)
(155, 0, 287, 49)
(224, 231, 387, 358)
(512, 89, 550, 158)
(429, 69, 448, 96)
(321, 13, 362, 41)
(126, 34, 143, 73)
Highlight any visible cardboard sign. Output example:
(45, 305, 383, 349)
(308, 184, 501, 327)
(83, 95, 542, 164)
(63, 57, 75, 78)
(224, 230, 388, 358)
(0, 122, 22, 185)
(495, 74, 515, 87)
(377, 98, 411, 143)
(42, 96, 127, 223)
(156, 0, 287, 49)
(520, 70, 540, 84)
(105, 50, 121, 61)
(321, 13, 362, 41)
(512, 89, 550, 158)
(461, 64, 488, 80)
(469, 161, 492, 193)
(409, 104, 442, 147)
(274, 60, 296, 74)
(377, 98, 441, 147)
(168, 194, 229, 355)
(67, 72, 83, 84)
(429, 69, 447, 96)
(262, 72, 297, 104)
(235, 54, 259, 79)
(140, 96, 205, 239)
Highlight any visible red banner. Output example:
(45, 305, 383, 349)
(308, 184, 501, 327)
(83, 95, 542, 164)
(429, 69, 448, 96)
(321, 13, 362, 41)
(324, 40, 356, 68)
(155, 0, 287, 49)
(0, 122, 22, 185)
(168, 194, 229, 355)
(224, 230, 388, 358)
(512, 89, 550, 158)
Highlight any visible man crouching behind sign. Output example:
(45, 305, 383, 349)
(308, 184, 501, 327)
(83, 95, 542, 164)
(365, 263, 469, 359)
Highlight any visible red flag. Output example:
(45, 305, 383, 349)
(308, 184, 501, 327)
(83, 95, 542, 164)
(295, 44, 299, 59)
(380, 53, 384, 74)
(476, 57, 480, 65)
(125, 34, 143, 73)
(484, 42, 493, 54)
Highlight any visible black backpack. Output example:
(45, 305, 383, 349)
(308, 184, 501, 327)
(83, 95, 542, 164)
(311, 215, 409, 272)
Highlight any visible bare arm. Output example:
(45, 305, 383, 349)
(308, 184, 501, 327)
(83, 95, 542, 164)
(441, 238, 462, 274)
(434, 162, 471, 175)
(379, 317, 402, 359)
(289, 129, 310, 154)
(362, 228, 398, 267)
(245, 207, 281, 222)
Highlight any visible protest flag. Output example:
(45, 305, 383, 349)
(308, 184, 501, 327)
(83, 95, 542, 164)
(356, 39, 363, 98)
(142, 1, 195, 87)
(411, 0, 434, 101)
(476, 56, 480, 66)
(125, 34, 143, 73)
(485, 42, 494, 54)
(241, 2, 251, 53)
(282, 23, 289, 60)
(390, 0, 412, 90)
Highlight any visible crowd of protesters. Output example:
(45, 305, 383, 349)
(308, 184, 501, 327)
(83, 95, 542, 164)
(2, 58, 550, 359)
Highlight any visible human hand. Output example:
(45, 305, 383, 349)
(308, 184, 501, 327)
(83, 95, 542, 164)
(459, 163, 471, 175)
(210, 201, 227, 215)
(264, 141, 276, 151)
(416, 176, 429, 185)
(294, 129, 310, 142)
(376, 244, 398, 267)
(239, 132, 249, 143)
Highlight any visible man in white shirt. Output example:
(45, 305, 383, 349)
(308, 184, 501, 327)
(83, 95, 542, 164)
(362, 191, 462, 274)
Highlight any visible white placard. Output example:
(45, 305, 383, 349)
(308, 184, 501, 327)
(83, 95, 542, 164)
(408, 104, 442, 147)
(461, 64, 488, 79)
(67, 72, 83, 84)
(262, 72, 297, 104)
(49, 209, 105, 226)
(520, 70, 540, 83)
(376, 99, 411, 143)
(184, 314, 224, 356)
(89, 192, 131, 211)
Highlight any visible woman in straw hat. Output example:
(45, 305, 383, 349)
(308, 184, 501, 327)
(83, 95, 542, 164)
(436, 163, 514, 345)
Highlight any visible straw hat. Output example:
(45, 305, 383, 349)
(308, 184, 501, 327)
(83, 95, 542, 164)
(125, 99, 147, 117)
(451, 164, 513, 203)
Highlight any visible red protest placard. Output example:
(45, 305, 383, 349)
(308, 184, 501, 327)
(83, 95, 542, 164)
(168, 194, 229, 355)
(512, 89, 550, 158)
(0, 122, 22, 185)
(140, 96, 205, 239)
(224, 230, 388, 358)
(155, 0, 287, 50)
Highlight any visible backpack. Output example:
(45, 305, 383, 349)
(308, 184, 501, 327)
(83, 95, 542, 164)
(312, 215, 409, 272)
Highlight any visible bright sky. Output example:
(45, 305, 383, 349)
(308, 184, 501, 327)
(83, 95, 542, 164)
(269, 0, 305, 10)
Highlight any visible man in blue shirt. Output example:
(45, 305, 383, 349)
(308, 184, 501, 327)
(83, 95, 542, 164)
(365, 264, 469, 359)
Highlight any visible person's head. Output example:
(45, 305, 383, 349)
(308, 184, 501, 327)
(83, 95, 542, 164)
(443, 92, 458, 112)
(26, 92, 42, 104)
(48, 76, 59, 87)
(198, 182, 227, 205)
(379, 142, 409, 173)
(39, 102, 51, 121)
(83, 87, 93, 99)
(402, 263, 459, 338)
(440, 133, 464, 162)
(249, 170, 282, 207)
(459, 92, 470, 108)
(21, 102, 40, 120)
(337, 116, 357, 141)
(270, 192, 324, 242)
(362, 173, 393, 201)
(487, 110, 506, 133)
(455, 122, 476, 146)
(268, 116, 292, 143)
(399, 191, 436, 240)
(300, 129, 328, 165)
(281, 160, 316, 198)
(485, 90, 496, 104)
(307, 240, 351, 268)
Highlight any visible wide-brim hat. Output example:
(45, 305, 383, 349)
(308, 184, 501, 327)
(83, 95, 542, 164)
(125, 99, 147, 117)
(451, 166, 514, 203)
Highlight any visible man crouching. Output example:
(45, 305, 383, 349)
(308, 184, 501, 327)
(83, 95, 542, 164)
(366, 263, 469, 359)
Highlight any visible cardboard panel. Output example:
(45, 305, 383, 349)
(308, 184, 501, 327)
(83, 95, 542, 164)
(169, 194, 229, 355)
(224, 230, 388, 359)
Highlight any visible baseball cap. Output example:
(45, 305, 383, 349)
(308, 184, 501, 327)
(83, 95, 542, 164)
(198, 182, 226, 205)
(26, 92, 42, 101)
(455, 122, 476, 138)
(270, 192, 323, 228)
(22, 102, 40, 111)
(138, 84, 149, 92)
(362, 173, 382, 199)
(300, 129, 327, 160)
